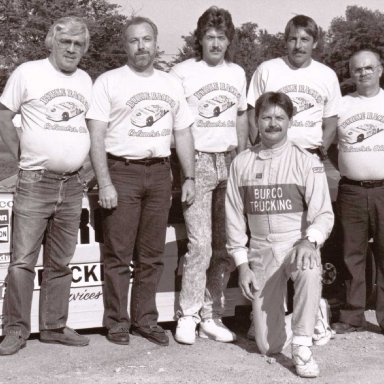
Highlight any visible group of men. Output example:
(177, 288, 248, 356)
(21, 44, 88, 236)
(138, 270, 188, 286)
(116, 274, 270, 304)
(0, 5, 382, 380)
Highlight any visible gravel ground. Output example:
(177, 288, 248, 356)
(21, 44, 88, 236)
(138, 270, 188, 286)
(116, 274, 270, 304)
(1, 310, 383, 384)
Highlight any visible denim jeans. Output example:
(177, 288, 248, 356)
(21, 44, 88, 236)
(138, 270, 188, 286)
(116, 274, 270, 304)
(102, 159, 171, 330)
(338, 182, 384, 329)
(179, 151, 235, 321)
(4, 169, 84, 339)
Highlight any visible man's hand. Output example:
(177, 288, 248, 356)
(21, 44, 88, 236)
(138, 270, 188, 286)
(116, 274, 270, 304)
(181, 179, 195, 205)
(238, 263, 259, 301)
(98, 184, 118, 209)
(290, 239, 320, 270)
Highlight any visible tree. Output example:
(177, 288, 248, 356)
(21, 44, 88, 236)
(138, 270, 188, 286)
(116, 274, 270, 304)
(324, 5, 384, 93)
(170, 23, 286, 86)
(0, 0, 165, 92)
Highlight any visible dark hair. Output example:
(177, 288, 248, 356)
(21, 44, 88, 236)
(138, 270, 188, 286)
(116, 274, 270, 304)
(284, 15, 318, 42)
(45, 16, 90, 53)
(193, 6, 235, 61)
(255, 92, 294, 120)
(122, 16, 158, 42)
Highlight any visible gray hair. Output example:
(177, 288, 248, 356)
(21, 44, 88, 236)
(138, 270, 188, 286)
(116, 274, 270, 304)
(45, 16, 90, 53)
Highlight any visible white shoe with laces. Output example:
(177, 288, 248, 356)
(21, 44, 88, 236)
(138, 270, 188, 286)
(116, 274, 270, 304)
(292, 344, 320, 378)
(199, 319, 236, 342)
(174, 316, 197, 345)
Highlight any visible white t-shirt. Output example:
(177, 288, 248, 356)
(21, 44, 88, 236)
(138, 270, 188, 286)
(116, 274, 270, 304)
(247, 57, 341, 148)
(0, 58, 92, 172)
(170, 59, 247, 152)
(337, 89, 384, 180)
(86, 65, 194, 159)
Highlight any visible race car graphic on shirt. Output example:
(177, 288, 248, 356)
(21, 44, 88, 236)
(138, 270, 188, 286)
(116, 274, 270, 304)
(292, 97, 314, 116)
(345, 124, 383, 144)
(198, 95, 235, 118)
(131, 105, 169, 128)
(46, 102, 84, 122)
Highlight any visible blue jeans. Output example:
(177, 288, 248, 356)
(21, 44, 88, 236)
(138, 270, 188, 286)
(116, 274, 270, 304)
(4, 169, 85, 339)
(102, 159, 171, 330)
(337, 182, 384, 329)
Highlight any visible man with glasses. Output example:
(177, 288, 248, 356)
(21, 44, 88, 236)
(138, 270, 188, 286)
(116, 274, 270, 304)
(0, 16, 92, 355)
(332, 50, 384, 334)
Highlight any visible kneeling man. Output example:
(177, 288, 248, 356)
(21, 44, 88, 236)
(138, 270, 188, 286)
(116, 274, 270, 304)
(226, 92, 334, 378)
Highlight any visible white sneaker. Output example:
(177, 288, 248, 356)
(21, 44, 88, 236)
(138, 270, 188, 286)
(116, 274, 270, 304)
(174, 316, 197, 345)
(292, 344, 320, 378)
(313, 298, 335, 346)
(199, 319, 237, 342)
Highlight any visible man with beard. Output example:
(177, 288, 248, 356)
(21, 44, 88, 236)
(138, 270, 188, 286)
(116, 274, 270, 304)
(226, 92, 334, 378)
(87, 17, 195, 347)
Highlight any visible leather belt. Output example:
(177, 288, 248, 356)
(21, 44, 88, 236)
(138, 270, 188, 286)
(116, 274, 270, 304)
(340, 176, 384, 188)
(107, 153, 169, 166)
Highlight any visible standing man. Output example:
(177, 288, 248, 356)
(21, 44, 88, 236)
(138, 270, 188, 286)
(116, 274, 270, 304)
(332, 50, 384, 334)
(87, 17, 195, 347)
(247, 14, 341, 344)
(247, 15, 341, 155)
(0, 16, 92, 355)
(170, 6, 248, 345)
(226, 92, 334, 378)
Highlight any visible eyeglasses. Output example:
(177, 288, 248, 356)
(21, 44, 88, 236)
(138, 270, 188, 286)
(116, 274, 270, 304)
(55, 38, 85, 51)
(352, 64, 382, 75)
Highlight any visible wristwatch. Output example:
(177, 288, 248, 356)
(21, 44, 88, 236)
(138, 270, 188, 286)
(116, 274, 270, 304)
(305, 235, 318, 249)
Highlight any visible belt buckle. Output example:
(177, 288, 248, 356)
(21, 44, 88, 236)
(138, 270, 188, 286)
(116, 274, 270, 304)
(361, 180, 375, 188)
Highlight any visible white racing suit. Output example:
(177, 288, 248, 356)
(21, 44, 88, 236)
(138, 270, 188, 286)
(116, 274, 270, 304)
(226, 141, 334, 354)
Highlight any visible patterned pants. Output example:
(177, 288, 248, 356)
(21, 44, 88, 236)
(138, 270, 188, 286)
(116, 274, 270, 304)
(179, 151, 235, 321)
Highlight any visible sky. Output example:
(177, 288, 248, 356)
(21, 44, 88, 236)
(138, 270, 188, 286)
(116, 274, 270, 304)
(111, 0, 384, 58)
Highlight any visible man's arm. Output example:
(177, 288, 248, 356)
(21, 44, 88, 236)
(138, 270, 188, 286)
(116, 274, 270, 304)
(174, 125, 195, 206)
(322, 115, 338, 150)
(236, 110, 249, 153)
(0, 105, 18, 159)
(292, 157, 334, 270)
(247, 107, 258, 145)
(87, 119, 117, 209)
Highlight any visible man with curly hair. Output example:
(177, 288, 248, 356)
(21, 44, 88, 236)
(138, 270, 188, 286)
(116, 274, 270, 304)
(170, 6, 248, 345)
(0, 16, 91, 355)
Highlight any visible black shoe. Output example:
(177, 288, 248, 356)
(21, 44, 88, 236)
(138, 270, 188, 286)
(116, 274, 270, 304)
(107, 326, 130, 345)
(331, 322, 365, 334)
(131, 325, 169, 346)
(0, 335, 26, 356)
(40, 326, 89, 346)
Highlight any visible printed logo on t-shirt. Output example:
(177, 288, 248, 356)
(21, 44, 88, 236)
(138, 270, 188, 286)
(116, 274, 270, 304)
(241, 184, 306, 215)
(131, 104, 169, 128)
(344, 124, 383, 144)
(198, 95, 235, 118)
(339, 111, 384, 152)
(291, 97, 314, 116)
(40, 88, 89, 133)
(46, 101, 83, 122)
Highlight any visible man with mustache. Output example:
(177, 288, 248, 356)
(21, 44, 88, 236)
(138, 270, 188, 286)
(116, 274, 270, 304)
(169, 6, 248, 345)
(87, 17, 195, 347)
(246, 14, 341, 346)
(332, 50, 384, 335)
(226, 92, 334, 378)
(0, 16, 92, 355)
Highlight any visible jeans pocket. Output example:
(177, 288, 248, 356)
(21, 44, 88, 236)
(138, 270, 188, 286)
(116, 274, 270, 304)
(17, 169, 43, 186)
